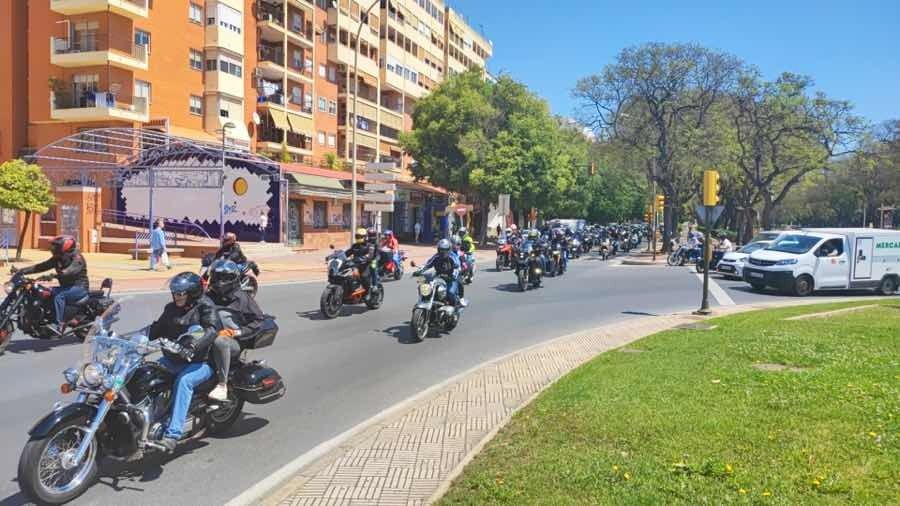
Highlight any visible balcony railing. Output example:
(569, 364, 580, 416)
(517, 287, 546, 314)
(258, 92, 285, 105)
(51, 34, 148, 67)
(257, 2, 284, 26)
(288, 19, 314, 41)
(50, 90, 148, 121)
(258, 45, 284, 65)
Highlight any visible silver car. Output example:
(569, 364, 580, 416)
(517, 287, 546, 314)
(717, 240, 773, 279)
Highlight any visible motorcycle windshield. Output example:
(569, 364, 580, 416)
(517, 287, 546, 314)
(82, 302, 122, 365)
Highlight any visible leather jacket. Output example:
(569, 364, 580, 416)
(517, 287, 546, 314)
(149, 295, 220, 363)
(19, 253, 89, 289)
(215, 243, 247, 265)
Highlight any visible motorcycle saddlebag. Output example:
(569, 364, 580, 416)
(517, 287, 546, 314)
(241, 317, 278, 350)
(231, 362, 285, 404)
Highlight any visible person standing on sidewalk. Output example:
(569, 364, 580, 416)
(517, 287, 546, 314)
(258, 210, 268, 243)
(150, 219, 171, 271)
(414, 221, 421, 244)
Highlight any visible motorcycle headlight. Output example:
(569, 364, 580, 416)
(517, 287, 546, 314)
(435, 284, 447, 300)
(3, 282, 13, 294)
(82, 363, 104, 387)
(418, 283, 433, 297)
(96, 347, 119, 367)
(534, 267, 542, 274)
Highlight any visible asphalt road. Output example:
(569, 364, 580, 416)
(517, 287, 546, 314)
(0, 255, 805, 505)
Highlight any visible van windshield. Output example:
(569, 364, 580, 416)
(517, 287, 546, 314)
(766, 234, 822, 254)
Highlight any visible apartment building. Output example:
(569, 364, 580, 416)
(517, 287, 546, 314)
(0, 0, 491, 248)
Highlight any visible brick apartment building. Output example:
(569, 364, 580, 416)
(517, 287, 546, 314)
(0, 0, 491, 251)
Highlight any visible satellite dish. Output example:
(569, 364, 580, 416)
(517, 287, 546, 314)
(252, 112, 261, 125)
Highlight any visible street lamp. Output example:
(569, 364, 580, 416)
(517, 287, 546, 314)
(349, 0, 380, 234)
(218, 121, 236, 240)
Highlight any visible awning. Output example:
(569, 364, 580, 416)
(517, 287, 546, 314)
(350, 132, 378, 150)
(287, 113, 313, 136)
(286, 172, 344, 191)
(268, 109, 289, 131)
(381, 110, 403, 131)
(349, 99, 378, 121)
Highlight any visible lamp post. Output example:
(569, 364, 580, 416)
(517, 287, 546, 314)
(218, 121, 236, 240)
(349, 0, 381, 234)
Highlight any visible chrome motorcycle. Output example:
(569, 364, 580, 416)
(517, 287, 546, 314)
(410, 268, 463, 341)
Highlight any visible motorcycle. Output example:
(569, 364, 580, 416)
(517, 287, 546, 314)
(460, 252, 475, 285)
(548, 246, 566, 277)
(514, 242, 543, 291)
(695, 250, 726, 273)
(377, 247, 407, 281)
(199, 253, 259, 298)
(16, 303, 285, 505)
(599, 239, 612, 261)
(667, 244, 702, 266)
(409, 266, 463, 341)
(0, 272, 114, 354)
(319, 246, 384, 319)
(495, 238, 513, 271)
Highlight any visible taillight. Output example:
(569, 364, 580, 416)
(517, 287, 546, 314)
(261, 377, 276, 388)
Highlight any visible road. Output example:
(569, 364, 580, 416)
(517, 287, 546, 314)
(0, 256, 806, 505)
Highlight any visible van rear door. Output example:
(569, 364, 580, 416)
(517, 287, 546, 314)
(853, 237, 874, 280)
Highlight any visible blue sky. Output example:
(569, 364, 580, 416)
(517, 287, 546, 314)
(447, 0, 900, 124)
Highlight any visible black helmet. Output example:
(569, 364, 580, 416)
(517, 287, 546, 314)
(209, 259, 241, 297)
(168, 272, 203, 303)
(50, 235, 77, 258)
(458, 227, 468, 237)
(437, 238, 451, 258)
(366, 227, 378, 243)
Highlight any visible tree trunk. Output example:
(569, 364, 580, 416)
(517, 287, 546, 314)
(760, 196, 774, 230)
(15, 210, 31, 261)
(478, 200, 489, 244)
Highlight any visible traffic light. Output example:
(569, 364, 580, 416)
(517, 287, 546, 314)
(589, 161, 596, 176)
(656, 194, 665, 210)
(703, 170, 720, 206)
(644, 212, 651, 222)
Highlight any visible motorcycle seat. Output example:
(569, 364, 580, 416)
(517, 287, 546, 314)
(88, 290, 105, 298)
(72, 294, 91, 306)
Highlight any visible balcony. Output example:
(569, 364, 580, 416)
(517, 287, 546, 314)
(286, 18, 314, 49)
(51, 35, 148, 71)
(50, 91, 149, 123)
(50, 0, 148, 18)
(257, 2, 286, 43)
(257, 45, 286, 80)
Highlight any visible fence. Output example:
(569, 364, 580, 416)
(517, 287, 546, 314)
(132, 230, 180, 259)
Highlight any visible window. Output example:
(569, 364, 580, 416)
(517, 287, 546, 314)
(328, 66, 336, 82)
(291, 86, 302, 105)
(218, 55, 243, 77)
(816, 239, 844, 257)
(313, 201, 327, 229)
(318, 97, 327, 112)
(189, 49, 203, 70)
(189, 2, 203, 23)
(317, 131, 326, 145)
(134, 30, 151, 51)
(328, 100, 337, 115)
(318, 64, 326, 78)
(342, 203, 351, 229)
(291, 49, 303, 69)
(189, 95, 203, 115)
(134, 80, 151, 103)
(205, 59, 217, 71)
(327, 134, 336, 147)
(304, 93, 313, 110)
(207, 2, 242, 33)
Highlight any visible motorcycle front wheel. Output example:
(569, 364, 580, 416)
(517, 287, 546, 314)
(517, 270, 528, 292)
(320, 285, 344, 319)
(666, 253, 679, 266)
(18, 419, 98, 505)
(410, 308, 429, 341)
(495, 257, 503, 272)
(0, 320, 13, 356)
(365, 284, 385, 310)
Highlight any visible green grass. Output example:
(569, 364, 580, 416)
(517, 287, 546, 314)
(440, 301, 900, 505)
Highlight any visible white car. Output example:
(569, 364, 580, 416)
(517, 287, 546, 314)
(716, 240, 772, 279)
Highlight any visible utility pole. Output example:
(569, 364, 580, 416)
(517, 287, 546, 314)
(219, 122, 235, 240)
(350, 0, 381, 234)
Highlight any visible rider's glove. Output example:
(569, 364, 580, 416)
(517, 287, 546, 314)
(218, 328, 239, 338)
(177, 343, 195, 362)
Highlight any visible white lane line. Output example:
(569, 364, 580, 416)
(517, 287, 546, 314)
(694, 270, 736, 306)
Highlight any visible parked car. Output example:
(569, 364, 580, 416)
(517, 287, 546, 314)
(716, 240, 773, 279)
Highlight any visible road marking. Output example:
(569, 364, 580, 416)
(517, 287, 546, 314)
(694, 271, 736, 306)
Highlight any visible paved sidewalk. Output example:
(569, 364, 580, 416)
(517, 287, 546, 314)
(2, 245, 438, 292)
(248, 298, 857, 506)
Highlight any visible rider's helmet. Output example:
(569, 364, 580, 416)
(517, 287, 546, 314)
(527, 229, 539, 241)
(450, 235, 462, 251)
(437, 238, 451, 258)
(354, 227, 367, 245)
(366, 227, 378, 243)
(168, 272, 203, 305)
(50, 235, 77, 258)
(382, 229, 394, 240)
(222, 232, 237, 247)
(209, 259, 241, 297)
(458, 227, 468, 237)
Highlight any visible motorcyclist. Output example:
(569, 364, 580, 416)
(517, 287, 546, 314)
(551, 228, 569, 272)
(148, 272, 220, 452)
(215, 232, 246, 264)
(449, 235, 466, 298)
(415, 239, 467, 307)
(12, 235, 88, 336)
(206, 259, 265, 401)
(347, 227, 378, 290)
(458, 227, 476, 281)
(379, 230, 400, 271)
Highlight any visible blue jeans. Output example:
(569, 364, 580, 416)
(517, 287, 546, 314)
(446, 277, 461, 305)
(51, 286, 87, 325)
(158, 357, 213, 439)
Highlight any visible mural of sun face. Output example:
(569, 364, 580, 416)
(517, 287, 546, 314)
(233, 177, 248, 196)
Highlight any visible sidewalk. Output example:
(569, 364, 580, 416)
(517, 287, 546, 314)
(2, 245, 439, 293)
(242, 297, 880, 506)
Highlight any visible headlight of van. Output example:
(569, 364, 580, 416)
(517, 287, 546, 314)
(776, 258, 798, 265)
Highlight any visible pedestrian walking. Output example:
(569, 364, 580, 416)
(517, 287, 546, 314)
(414, 221, 421, 244)
(259, 210, 268, 243)
(150, 219, 171, 271)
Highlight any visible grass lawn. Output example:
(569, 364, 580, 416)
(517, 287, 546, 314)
(440, 301, 899, 505)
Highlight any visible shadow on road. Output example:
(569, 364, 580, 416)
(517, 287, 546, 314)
(493, 283, 524, 293)
(93, 439, 211, 494)
(621, 310, 659, 317)
(381, 322, 418, 344)
(4, 335, 80, 355)
(211, 416, 269, 439)
(0, 490, 28, 506)
(296, 306, 369, 321)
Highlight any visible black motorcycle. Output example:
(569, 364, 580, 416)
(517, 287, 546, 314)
(0, 273, 114, 355)
(16, 303, 285, 505)
(548, 246, 566, 277)
(514, 242, 543, 291)
(409, 266, 463, 341)
(199, 253, 260, 298)
(695, 250, 726, 273)
(319, 247, 384, 319)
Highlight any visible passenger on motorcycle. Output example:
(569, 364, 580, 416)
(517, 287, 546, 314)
(148, 272, 220, 452)
(379, 230, 400, 268)
(12, 235, 88, 336)
(347, 228, 378, 290)
(416, 239, 467, 307)
(206, 260, 265, 401)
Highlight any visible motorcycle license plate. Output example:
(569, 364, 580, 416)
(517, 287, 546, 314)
(749, 271, 764, 279)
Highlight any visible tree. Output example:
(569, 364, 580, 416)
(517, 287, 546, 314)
(574, 42, 744, 248)
(0, 160, 56, 260)
(731, 72, 863, 234)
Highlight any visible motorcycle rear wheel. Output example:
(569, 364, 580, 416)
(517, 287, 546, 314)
(410, 308, 429, 341)
(0, 320, 13, 356)
(320, 285, 343, 319)
(18, 419, 98, 505)
(208, 391, 245, 435)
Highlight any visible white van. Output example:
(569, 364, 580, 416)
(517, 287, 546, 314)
(742, 228, 900, 296)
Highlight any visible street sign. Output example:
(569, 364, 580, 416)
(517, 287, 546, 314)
(366, 183, 397, 192)
(364, 203, 395, 212)
(694, 204, 724, 226)
(365, 162, 398, 172)
(365, 193, 396, 203)
(364, 172, 398, 182)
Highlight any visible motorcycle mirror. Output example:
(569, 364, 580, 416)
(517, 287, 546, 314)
(179, 324, 205, 341)
(329, 244, 335, 250)
(410, 261, 417, 268)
